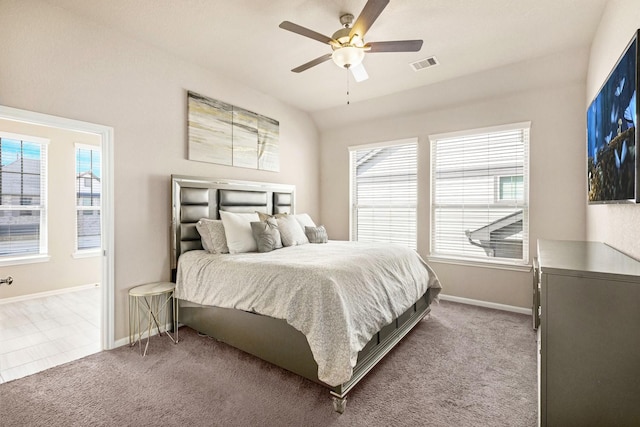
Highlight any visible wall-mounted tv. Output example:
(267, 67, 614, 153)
(587, 29, 639, 204)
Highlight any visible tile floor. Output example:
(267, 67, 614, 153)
(0, 286, 101, 384)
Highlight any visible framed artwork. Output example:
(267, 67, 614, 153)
(188, 91, 279, 172)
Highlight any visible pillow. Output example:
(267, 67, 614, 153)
(294, 213, 317, 229)
(250, 218, 283, 253)
(277, 215, 309, 246)
(257, 211, 288, 222)
(219, 211, 260, 254)
(195, 218, 229, 254)
(305, 225, 328, 244)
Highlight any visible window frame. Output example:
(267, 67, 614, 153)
(428, 122, 531, 270)
(0, 131, 50, 266)
(74, 143, 102, 256)
(349, 138, 418, 250)
(496, 175, 524, 203)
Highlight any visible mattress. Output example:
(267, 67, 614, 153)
(175, 240, 441, 386)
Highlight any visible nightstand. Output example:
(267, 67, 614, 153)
(128, 281, 178, 356)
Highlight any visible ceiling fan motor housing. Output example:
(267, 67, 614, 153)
(339, 13, 354, 27)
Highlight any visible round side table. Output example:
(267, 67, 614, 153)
(128, 281, 178, 356)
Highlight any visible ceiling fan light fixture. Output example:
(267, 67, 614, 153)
(332, 46, 365, 69)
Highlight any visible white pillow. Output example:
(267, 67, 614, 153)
(196, 219, 229, 254)
(277, 214, 309, 246)
(219, 211, 260, 254)
(294, 213, 317, 229)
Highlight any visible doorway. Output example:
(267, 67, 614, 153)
(0, 105, 114, 382)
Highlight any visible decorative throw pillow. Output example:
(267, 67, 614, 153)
(219, 211, 260, 254)
(305, 225, 328, 244)
(250, 218, 283, 253)
(294, 213, 317, 229)
(196, 218, 229, 254)
(257, 211, 288, 222)
(277, 214, 309, 246)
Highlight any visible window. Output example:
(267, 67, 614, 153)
(430, 123, 530, 264)
(0, 132, 48, 258)
(349, 139, 417, 249)
(75, 144, 101, 252)
(498, 175, 524, 201)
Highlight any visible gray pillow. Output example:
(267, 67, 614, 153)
(250, 218, 283, 253)
(305, 225, 328, 244)
(256, 211, 288, 222)
(196, 218, 229, 253)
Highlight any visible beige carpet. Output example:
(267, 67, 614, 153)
(0, 301, 537, 426)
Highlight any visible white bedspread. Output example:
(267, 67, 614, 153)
(175, 241, 441, 386)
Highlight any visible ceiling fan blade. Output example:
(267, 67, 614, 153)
(291, 53, 333, 73)
(349, 0, 390, 40)
(365, 40, 423, 53)
(350, 63, 369, 82)
(279, 21, 336, 45)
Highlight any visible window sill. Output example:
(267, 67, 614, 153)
(0, 254, 51, 267)
(72, 250, 102, 259)
(426, 255, 532, 273)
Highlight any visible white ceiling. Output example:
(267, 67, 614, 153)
(44, 0, 608, 114)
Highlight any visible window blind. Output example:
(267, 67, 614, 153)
(75, 144, 101, 251)
(0, 132, 48, 257)
(430, 123, 530, 264)
(349, 139, 417, 249)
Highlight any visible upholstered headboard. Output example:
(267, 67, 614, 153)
(170, 175, 295, 277)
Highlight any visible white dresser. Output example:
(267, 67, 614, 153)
(536, 239, 640, 427)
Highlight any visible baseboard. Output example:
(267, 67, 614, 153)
(438, 294, 531, 315)
(0, 283, 100, 305)
(114, 323, 175, 349)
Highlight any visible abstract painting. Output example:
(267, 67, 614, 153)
(188, 91, 279, 172)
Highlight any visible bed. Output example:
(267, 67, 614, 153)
(170, 175, 441, 412)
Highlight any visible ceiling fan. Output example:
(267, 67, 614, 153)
(279, 0, 423, 82)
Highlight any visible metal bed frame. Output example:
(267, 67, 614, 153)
(170, 175, 433, 412)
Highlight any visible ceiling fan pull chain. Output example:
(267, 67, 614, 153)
(346, 67, 350, 105)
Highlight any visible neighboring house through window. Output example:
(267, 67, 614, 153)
(75, 144, 101, 252)
(0, 132, 49, 260)
(349, 138, 417, 249)
(429, 123, 530, 265)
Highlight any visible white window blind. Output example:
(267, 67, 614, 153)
(430, 123, 530, 264)
(349, 139, 417, 249)
(0, 132, 48, 258)
(75, 144, 101, 252)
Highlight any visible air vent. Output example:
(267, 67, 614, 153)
(410, 56, 439, 71)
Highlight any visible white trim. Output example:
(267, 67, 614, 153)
(0, 282, 99, 305)
(113, 336, 130, 348)
(0, 254, 51, 267)
(428, 121, 532, 142)
(427, 255, 533, 272)
(348, 137, 418, 152)
(72, 249, 101, 259)
(102, 126, 115, 350)
(74, 141, 100, 150)
(438, 293, 531, 315)
(0, 104, 115, 351)
(113, 322, 174, 349)
(0, 130, 50, 145)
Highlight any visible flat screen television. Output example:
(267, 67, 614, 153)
(587, 29, 639, 203)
